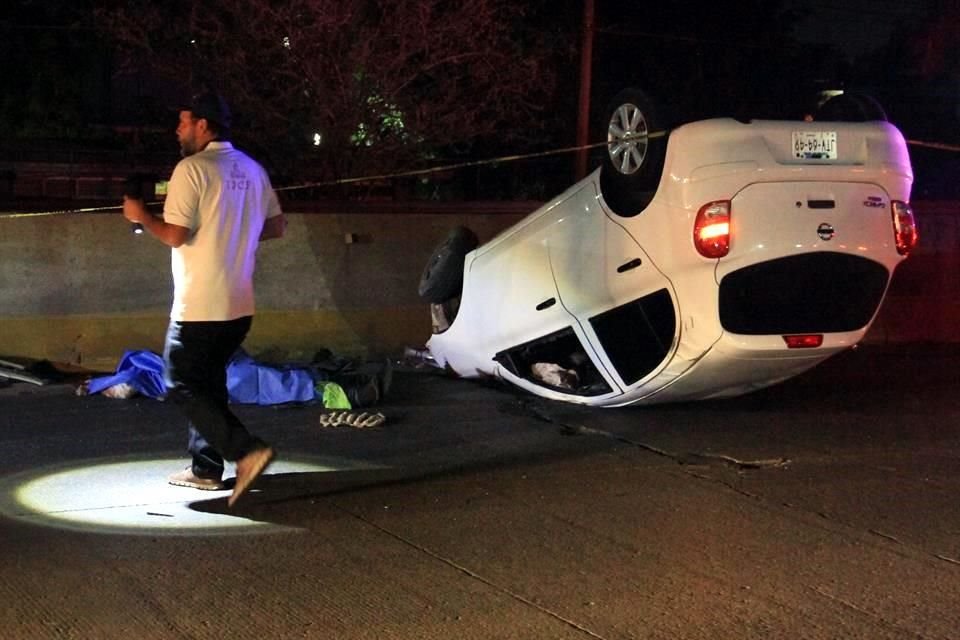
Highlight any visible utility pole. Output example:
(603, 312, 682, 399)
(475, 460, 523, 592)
(575, 0, 595, 181)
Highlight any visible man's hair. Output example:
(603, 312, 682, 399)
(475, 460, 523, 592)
(193, 115, 231, 141)
(188, 92, 233, 140)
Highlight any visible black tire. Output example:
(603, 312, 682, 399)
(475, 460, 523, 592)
(599, 87, 668, 217)
(418, 226, 479, 304)
(814, 92, 888, 122)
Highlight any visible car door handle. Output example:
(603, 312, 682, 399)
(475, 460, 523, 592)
(536, 297, 556, 311)
(616, 258, 643, 273)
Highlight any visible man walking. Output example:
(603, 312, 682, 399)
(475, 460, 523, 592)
(123, 92, 286, 507)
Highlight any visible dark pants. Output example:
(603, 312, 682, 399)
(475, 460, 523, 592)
(163, 316, 266, 479)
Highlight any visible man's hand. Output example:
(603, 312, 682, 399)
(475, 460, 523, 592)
(122, 196, 150, 225)
(121, 196, 190, 247)
(260, 213, 287, 241)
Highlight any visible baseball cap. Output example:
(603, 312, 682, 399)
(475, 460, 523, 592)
(186, 92, 232, 129)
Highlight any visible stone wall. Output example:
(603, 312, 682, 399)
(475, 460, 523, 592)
(0, 205, 525, 369)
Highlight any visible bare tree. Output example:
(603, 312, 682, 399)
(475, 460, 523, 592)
(96, 0, 568, 187)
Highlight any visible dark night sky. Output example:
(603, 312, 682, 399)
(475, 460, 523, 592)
(786, 0, 940, 60)
(0, 0, 956, 198)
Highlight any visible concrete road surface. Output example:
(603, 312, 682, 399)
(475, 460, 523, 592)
(0, 344, 957, 639)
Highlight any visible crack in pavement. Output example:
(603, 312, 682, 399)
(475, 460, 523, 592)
(521, 401, 790, 471)
(517, 401, 960, 571)
(334, 504, 614, 640)
(810, 586, 943, 640)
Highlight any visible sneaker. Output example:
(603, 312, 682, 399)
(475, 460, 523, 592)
(348, 376, 380, 408)
(168, 467, 225, 491)
(346, 358, 393, 408)
(228, 446, 275, 507)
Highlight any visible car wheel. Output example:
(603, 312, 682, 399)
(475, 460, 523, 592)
(599, 87, 668, 217)
(418, 226, 479, 304)
(815, 92, 888, 122)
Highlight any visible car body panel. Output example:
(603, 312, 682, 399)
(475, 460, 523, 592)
(721, 181, 901, 284)
(547, 184, 678, 389)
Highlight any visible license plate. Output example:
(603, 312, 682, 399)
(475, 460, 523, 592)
(792, 131, 837, 160)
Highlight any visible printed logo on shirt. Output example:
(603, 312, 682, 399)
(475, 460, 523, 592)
(228, 162, 251, 190)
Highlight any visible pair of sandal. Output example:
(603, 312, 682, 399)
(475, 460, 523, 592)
(167, 446, 275, 508)
(318, 411, 386, 428)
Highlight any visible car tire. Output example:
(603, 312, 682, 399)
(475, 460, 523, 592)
(599, 87, 668, 217)
(815, 91, 888, 122)
(418, 226, 479, 304)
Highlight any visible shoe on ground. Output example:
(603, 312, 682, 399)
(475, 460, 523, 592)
(168, 467, 225, 491)
(228, 446, 275, 507)
(349, 376, 380, 408)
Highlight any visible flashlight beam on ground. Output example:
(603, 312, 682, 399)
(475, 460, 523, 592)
(0, 456, 382, 537)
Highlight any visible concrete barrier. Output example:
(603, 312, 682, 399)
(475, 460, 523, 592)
(0, 204, 528, 369)
(0, 201, 955, 369)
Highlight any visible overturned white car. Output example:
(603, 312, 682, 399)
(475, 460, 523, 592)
(419, 89, 917, 407)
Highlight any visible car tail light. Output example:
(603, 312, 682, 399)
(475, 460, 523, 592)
(783, 334, 823, 348)
(694, 200, 731, 258)
(891, 201, 918, 256)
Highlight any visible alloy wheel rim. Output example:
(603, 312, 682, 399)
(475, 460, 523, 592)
(607, 102, 649, 175)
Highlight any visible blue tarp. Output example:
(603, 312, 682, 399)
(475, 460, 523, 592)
(86, 350, 166, 399)
(226, 349, 316, 405)
(87, 349, 317, 405)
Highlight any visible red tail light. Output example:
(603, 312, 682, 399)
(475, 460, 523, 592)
(694, 200, 731, 258)
(892, 201, 918, 256)
(783, 334, 823, 348)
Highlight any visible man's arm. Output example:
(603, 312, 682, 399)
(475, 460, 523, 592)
(260, 213, 286, 241)
(123, 197, 191, 248)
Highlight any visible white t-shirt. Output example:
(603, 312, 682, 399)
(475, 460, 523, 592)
(163, 141, 282, 321)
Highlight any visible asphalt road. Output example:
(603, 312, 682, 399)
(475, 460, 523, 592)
(0, 344, 957, 639)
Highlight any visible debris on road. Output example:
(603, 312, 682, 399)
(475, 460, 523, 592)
(0, 358, 57, 386)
